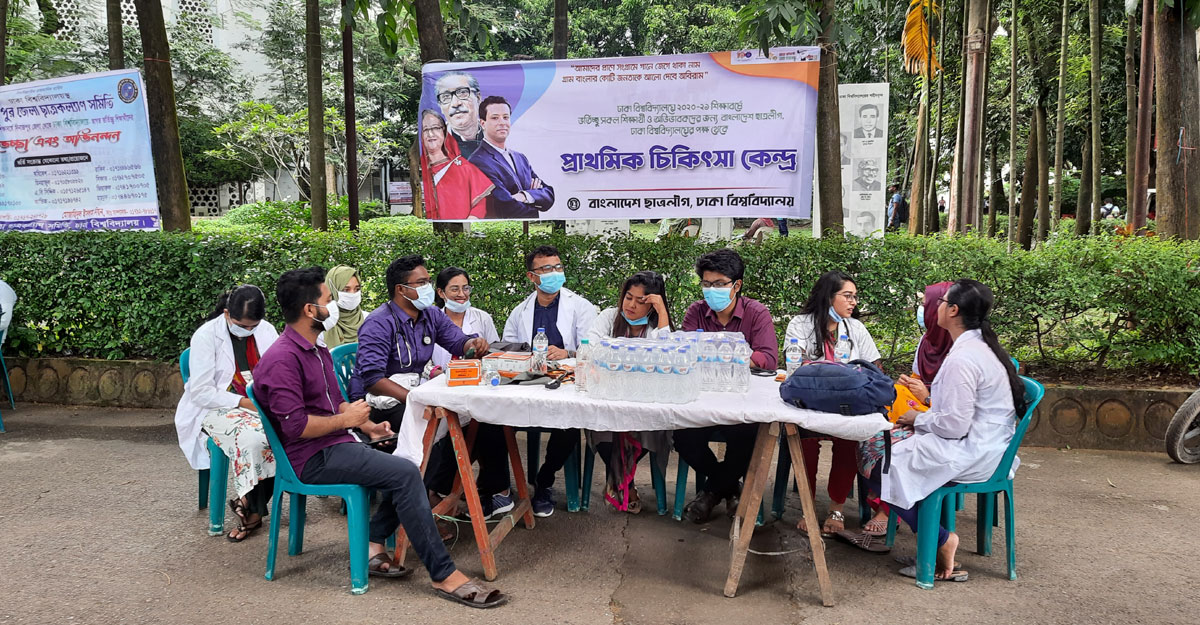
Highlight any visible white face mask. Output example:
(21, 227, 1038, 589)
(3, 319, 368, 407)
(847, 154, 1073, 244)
(406, 283, 436, 311)
(444, 298, 471, 314)
(322, 301, 340, 331)
(228, 321, 256, 338)
(337, 290, 362, 311)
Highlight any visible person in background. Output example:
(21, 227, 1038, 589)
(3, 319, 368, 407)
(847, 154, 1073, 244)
(674, 249, 779, 523)
(785, 271, 881, 537)
(254, 267, 508, 606)
(174, 285, 278, 542)
(586, 271, 673, 513)
(324, 265, 366, 349)
(0, 277, 15, 344)
(875, 279, 1027, 583)
(887, 185, 902, 228)
(740, 218, 789, 242)
(502, 245, 598, 517)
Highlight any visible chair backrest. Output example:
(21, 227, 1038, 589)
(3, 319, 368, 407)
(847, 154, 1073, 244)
(988, 375, 1046, 483)
(246, 384, 302, 484)
(330, 342, 358, 403)
(180, 348, 191, 384)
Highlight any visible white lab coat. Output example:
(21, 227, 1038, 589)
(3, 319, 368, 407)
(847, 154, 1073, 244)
(432, 306, 500, 369)
(0, 279, 15, 343)
(785, 312, 881, 363)
(174, 315, 279, 469)
(882, 330, 1018, 509)
(502, 287, 598, 351)
(586, 307, 672, 343)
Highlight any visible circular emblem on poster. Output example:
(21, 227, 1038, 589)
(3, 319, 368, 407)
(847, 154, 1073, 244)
(117, 78, 139, 103)
(567, 198, 580, 211)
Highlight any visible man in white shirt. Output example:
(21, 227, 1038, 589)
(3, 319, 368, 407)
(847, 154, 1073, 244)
(0, 278, 16, 345)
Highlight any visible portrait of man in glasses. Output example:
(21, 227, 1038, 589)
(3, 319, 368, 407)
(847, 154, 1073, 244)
(434, 71, 484, 159)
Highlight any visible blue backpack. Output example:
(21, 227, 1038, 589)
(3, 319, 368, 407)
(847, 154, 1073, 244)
(779, 359, 896, 416)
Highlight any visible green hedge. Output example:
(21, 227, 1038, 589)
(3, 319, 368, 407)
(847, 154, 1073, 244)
(1, 229, 1198, 375)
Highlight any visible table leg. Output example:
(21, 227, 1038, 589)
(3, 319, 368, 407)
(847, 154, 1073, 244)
(784, 424, 835, 607)
(504, 426, 536, 530)
(443, 410, 499, 581)
(724, 422, 778, 598)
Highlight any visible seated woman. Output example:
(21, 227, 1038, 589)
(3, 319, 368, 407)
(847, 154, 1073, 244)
(174, 286, 278, 541)
(872, 279, 1027, 582)
(586, 271, 673, 513)
(785, 270, 881, 536)
(858, 281, 955, 536)
(324, 265, 366, 349)
(419, 109, 494, 220)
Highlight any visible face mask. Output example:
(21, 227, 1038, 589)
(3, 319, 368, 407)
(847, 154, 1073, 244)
(228, 321, 255, 338)
(916, 308, 927, 331)
(622, 311, 650, 326)
(828, 306, 845, 324)
(336, 290, 361, 311)
(406, 283, 436, 311)
(322, 301, 340, 331)
(703, 287, 733, 312)
(537, 271, 566, 294)
(444, 298, 471, 314)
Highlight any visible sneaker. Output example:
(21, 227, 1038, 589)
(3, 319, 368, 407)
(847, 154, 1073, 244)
(683, 491, 721, 524)
(531, 487, 555, 517)
(468, 492, 516, 520)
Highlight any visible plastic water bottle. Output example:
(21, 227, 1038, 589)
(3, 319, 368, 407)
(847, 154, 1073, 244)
(732, 340, 752, 393)
(656, 346, 676, 402)
(785, 337, 803, 376)
(715, 339, 734, 392)
(834, 333, 852, 363)
(593, 341, 611, 399)
(674, 346, 696, 401)
(699, 338, 717, 391)
(575, 338, 592, 393)
(482, 356, 500, 388)
(532, 327, 549, 373)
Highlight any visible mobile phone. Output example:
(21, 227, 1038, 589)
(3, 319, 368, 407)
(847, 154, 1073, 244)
(367, 434, 399, 446)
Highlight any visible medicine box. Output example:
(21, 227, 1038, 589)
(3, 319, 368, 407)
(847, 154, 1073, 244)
(447, 360, 482, 386)
(483, 352, 532, 376)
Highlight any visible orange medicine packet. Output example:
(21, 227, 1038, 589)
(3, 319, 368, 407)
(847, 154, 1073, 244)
(447, 360, 482, 386)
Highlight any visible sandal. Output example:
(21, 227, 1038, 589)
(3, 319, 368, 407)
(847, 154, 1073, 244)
(368, 553, 413, 578)
(226, 518, 262, 542)
(228, 498, 250, 527)
(893, 555, 964, 570)
(898, 564, 968, 582)
(834, 529, 890, 553)
(862, 516, 889, 536)
(435, 577, 509, 609)
(821, 510, 845, 537)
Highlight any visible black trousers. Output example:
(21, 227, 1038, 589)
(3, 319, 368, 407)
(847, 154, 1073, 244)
(302, 442, 457, 582)
(425, 422, 512, 497)
(534, 428, 580, 490)
(672, 423, 759, 499)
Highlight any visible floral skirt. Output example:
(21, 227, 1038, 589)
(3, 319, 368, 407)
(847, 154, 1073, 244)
(201, 407, 276, 498)
(857, 425, 916, 480)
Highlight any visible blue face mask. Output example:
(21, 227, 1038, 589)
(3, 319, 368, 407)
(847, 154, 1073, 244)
(828, 306, 845, 324)
(537, 271, 566, 294)
(916, 308, 927, 331)
(622, 311, 650, 326)
(703, 287, 734, 312)
(444, 298, 471, 314)
(406, 283, 436, 311)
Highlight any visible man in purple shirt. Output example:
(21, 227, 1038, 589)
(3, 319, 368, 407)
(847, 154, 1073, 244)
(255, 267, 507, 607)
(350, 255, 512, 519)
(674, 248, 781, 523)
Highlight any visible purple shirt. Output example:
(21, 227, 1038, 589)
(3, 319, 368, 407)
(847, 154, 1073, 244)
(682, 296, 779, 370)
(349, 301, 475, 400)
(254, 325, 355, 479)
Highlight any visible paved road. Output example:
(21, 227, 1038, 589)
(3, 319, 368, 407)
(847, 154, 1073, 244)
(1, 404, 1196, 625)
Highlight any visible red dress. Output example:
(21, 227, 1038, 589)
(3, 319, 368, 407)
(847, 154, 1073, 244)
(421, 133, 494, 220)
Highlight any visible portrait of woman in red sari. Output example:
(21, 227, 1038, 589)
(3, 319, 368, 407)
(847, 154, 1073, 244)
(420, 109, 494, 220)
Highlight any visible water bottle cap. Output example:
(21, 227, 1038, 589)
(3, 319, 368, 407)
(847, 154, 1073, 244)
(839, 334, 849, 340)
(695, 328, 704, 332)
(580, 338, 589, 344)
(537, 327, 545, 333)
(489, 376, 500, 386)
(790, 338, 798, 343)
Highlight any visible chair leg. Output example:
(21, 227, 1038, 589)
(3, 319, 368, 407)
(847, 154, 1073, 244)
(198, 469, 210, 510)
(580, 445, 595, 511)
(265, 489, 284, 581)
(207, 441, 229, 536)
(1003, 488, 1017, 580)
(771, 442, 791, 520)
(914, 494, 944, 590)
(288, 494, 307, 556)
(0, 349, 13, 410)
(941, 495, 957, 534)
(857, 473, 872, 526)
(673, 460, 690, 521)
(885, 508, 897, 547)
(345, 491, 370, 595)
(650, 452, 668, 516)
(564, 439, 581, 513)
(976, 491, 995, 556)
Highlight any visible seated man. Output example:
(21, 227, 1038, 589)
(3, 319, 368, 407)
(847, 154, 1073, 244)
(502, 245, 597, 516)
(673, 249, 780, 523)
(350, 255, 513, 518)
(254, 266, 507, 608)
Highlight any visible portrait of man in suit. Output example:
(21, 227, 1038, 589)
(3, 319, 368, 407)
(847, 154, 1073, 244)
(468, 95, 555, 219)
(435, 71, 484, 159)
(852, 158, 881, 191)
(853, 104, 884, 139)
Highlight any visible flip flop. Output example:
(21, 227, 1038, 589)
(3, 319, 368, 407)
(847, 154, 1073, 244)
(367, 553, 413, 578)
(893, 555, 964, 570)
(862, 518, 889, 537)
(834, 530, 891, 553)
(226, 519, 262, 543)
(435, 577, 509, 609)
(898, 564, 969, 582)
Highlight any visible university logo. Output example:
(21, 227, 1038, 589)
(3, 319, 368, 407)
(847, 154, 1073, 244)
(117, 78, 139, 104)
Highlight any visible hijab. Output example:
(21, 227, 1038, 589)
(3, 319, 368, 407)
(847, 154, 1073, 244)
(324, 265, 364, 348)
(917, 281, 954, 383)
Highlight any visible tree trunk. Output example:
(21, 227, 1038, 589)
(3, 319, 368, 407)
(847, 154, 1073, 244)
(928, 2, 947, 234)
(132, 0, 190, 231)
(408, 142, 424, 218)
(1130, 0, 1155, 232)
(974, 0, 993, 232)
(1006, 0, 1017, 249)
(959, 0, 990, 233)
(414, 0, 463, 233)
(816, 0, 844, 237)
(107, 0, 123, 69)
(1036, 104, 1050, 242)
(1086, 0, 1101, 234)
(553, 0, 568, 60)
(1125, 14, 1137, 208)
(1153, 3, 1200, 239)
(1018, 121, 1038, 250)
(949, 0, 969, 234)
(909, 98, 929, 236)
(0, 0, 8, 85)
(305, 0, 327, 230)
(342, 0, 359, 230)
(1052, 0, 1068, 224)
(1076, 128, 1092, 232)
(988, 141, 1003, 236)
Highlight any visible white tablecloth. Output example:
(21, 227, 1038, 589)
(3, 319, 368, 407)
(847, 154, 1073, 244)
(393, 374, 893, 467)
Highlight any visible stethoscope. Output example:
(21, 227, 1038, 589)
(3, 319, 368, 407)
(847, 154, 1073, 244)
(387, 303, 431, 368)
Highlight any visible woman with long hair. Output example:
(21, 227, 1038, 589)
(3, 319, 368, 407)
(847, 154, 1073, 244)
(419, 109, 494, 220)
(875, 279, 1028, 582)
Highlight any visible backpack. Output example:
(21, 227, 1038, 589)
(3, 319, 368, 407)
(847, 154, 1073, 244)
(896, 197, 910, 223)
(779, 359, 896, 416)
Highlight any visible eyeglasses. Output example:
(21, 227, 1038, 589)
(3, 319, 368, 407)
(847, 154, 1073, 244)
(531, 263, 565, 274)
(938, 296, 954, 306)
(837, 291, 860, 303)
(444, 285, 473, 295)
(436, 87, 477, 104)
(403, 279, 432, 289)
(700, 280, 735, 289)
(421, 125, 444, 135)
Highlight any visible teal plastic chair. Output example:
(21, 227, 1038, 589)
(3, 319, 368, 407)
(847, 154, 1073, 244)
(180, 348, 237, 532)
(519, 428, 586, 512)
(0, 328, 14, 432)
(578, 445, 669, 515)
(330, 342, 358, 403)
(247, 384, 373, 595)
(885, 376, 1046, 589)
(671, 428, 766, 525)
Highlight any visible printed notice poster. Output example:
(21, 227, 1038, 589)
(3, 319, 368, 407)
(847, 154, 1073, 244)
(839, 83, 889, 237)
(0, 69, 159, 232)
(416, 48, 820, 221)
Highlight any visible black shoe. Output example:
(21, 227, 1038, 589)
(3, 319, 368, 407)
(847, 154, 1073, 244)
(683, 491, 721, 524)
(725, 493, 740, 518)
